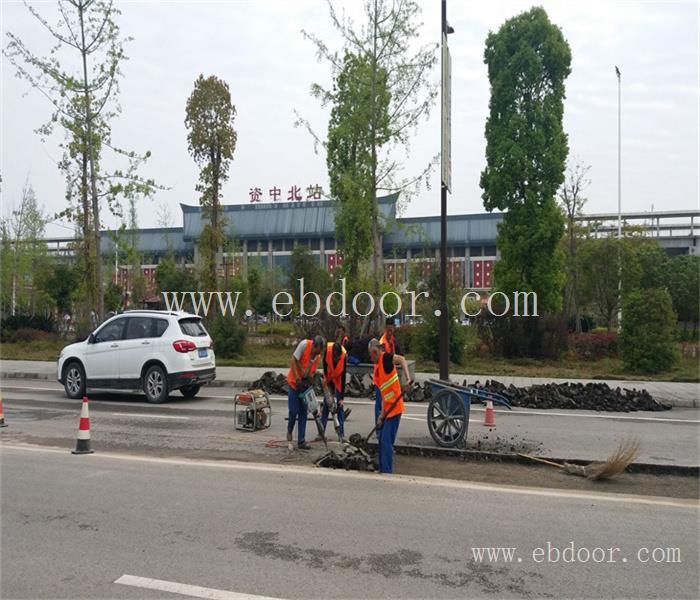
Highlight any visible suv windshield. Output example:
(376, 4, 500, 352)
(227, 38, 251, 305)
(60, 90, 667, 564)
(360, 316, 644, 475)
(179, 318, 207, 337)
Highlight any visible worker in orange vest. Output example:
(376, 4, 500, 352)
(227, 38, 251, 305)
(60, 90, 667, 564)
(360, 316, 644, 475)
(368, 338, 412, 473)
(319, 341, 348, 442)
(335, 325, 349, 350)
(287, 335, 325, 450)
(379, 318, 398, 355)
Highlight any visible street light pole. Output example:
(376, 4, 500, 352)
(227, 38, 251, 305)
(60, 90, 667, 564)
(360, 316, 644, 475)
(615, 65, 622, 329)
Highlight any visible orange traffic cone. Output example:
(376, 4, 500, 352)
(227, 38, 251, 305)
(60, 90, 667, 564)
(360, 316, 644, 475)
(72, 396, 94, 454)
(0, 392, 7, 428)
(483, 398, 496, 428)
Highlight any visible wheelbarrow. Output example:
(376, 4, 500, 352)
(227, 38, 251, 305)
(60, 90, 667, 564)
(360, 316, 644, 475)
(425, 378, 512, 448)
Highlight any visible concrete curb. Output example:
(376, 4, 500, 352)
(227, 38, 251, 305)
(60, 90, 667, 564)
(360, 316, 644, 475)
(386, 443, 700, 477)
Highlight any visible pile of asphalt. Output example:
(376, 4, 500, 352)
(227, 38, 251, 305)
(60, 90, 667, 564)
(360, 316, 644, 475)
(476, 379, 672, 412)
(249, 372, 671, 412)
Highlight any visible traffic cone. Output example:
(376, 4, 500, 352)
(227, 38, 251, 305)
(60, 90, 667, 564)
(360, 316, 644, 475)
(0, 392, 7, 428)
(483, 398, 496, 428)
(72, 396, 94, 454)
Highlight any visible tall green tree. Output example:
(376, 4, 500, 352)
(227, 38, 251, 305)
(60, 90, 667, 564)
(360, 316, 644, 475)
(301, 0, 437, 304)
(5, 0, 158, 319)
(327, 52, 389, 284)
(185, 75, 237, 289)
(480, 7, 571, 314)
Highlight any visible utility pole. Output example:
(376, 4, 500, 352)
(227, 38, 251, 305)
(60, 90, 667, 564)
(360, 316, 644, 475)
(615, 65, 622, 330)
(439, 0, 454, 381)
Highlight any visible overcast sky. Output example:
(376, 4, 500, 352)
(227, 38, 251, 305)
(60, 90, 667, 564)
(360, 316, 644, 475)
(2, 0, 698, 237)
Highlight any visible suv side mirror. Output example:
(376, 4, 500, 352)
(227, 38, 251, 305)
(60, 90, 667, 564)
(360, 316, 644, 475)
(88, 333, 96, 344)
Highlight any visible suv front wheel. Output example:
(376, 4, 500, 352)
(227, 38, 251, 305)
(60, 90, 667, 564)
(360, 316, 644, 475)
(143, 365, 168, 404)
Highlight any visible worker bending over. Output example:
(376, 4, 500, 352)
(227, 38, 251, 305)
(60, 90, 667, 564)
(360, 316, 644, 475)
(368, 338, 412, 474)
(287, 335, 325, 450)
(319, 341, 348, 442)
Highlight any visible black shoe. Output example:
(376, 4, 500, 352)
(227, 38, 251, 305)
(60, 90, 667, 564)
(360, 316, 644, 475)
(298, 441, 312, 450)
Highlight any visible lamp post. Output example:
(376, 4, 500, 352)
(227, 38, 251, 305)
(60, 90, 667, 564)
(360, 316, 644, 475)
(615, 65, 622, 329)
(439, 0, 454, 381)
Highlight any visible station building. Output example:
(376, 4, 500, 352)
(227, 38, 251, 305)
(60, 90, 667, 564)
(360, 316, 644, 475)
(41, 193, 698, 295)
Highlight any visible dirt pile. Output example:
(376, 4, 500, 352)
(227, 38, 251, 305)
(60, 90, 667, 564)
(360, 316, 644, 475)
(474, 379, 672, 412)
(248, 372, 671, 412)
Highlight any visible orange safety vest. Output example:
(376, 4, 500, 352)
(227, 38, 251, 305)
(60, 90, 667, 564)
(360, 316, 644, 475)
(287, 340, 320, 390)
(341, 335, 349, 348)
(379, 333, 396, 355)
(373, 352, 403, 419)
(324, 342, 346, 390)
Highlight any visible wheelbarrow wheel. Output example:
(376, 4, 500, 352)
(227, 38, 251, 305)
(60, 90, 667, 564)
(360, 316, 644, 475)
(427, 389, 467, 448)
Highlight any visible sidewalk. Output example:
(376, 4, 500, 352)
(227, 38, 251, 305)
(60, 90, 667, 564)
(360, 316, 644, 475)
(2, 359, 698, 407)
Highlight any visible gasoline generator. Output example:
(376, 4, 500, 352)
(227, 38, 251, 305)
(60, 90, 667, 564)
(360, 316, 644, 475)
(234, 389, 271, 432)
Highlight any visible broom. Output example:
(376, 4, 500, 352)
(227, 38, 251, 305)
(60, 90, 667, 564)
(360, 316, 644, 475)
(519, 437, 640, 480)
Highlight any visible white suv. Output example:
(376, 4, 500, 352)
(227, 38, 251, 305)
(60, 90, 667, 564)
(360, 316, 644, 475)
(58, 310, 216, 403)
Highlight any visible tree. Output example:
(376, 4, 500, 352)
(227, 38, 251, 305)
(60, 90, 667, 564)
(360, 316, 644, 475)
(155, 254, 197, 294)
(39, 262, 79, 316)
(301, 0, 438, 302)
(327, 52, 388, 285)
(578, 237, 641, 330)
(480, 7, 571, 314)
(0, 180, 50, 316)
(185, 75, 237, 289)
(559, 160, 590, 331)
(636, 241, 668, 289)
(5, 0, 159, 319)
(665, 255, 700, 329)
(289, 246, 332, 307)
(620, 289, 677, 373)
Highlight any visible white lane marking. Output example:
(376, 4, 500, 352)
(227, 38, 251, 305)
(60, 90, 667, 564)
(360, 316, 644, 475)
(115, 574, 283, 600)
(111, 412, 190, 420)
(4, 444, 697, 510)
(3, 384, 698, 423)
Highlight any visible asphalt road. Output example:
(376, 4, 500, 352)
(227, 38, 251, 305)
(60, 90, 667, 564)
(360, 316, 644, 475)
(1, 379, 698, 466)
(2, 445, 698, 600)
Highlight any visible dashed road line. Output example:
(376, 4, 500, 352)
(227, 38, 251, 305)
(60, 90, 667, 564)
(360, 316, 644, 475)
(110, 412, 190, 420)
(115, 574, 283, 600)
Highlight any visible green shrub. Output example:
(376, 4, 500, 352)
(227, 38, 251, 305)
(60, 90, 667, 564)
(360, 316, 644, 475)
(620, 288, 677, 373)
(414, 313, 467, 365)
(209, 317, 247, 358)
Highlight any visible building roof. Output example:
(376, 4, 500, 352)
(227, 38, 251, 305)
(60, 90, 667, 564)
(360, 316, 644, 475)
(181, 193, 399, 241)
(99, 227, 191, 256)
(383, 212, 503, 247)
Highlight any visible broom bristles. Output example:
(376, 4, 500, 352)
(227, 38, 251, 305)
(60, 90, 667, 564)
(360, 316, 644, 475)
(586, 437, 641, 480)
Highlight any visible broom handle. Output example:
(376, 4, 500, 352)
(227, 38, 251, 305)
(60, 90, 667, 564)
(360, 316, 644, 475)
(365, 391, 405, 441)
(517, 453, 566, 469)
